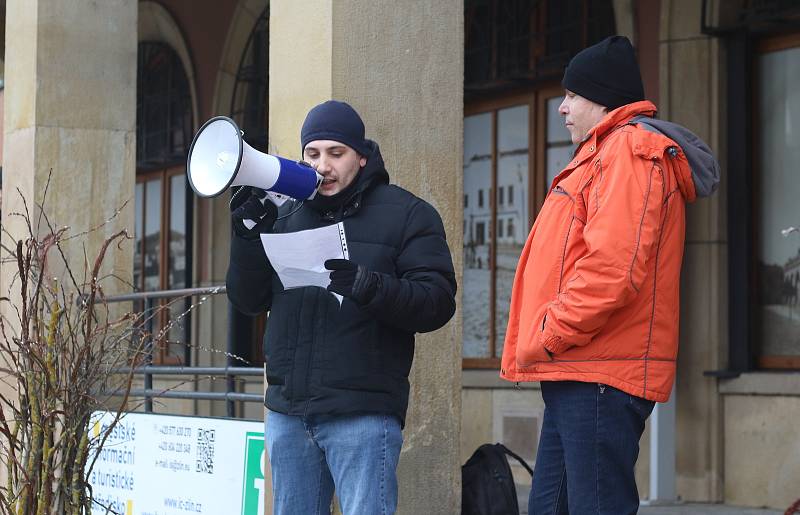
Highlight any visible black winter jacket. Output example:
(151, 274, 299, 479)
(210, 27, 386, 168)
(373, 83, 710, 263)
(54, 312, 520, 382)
(226, 142, 456, 426)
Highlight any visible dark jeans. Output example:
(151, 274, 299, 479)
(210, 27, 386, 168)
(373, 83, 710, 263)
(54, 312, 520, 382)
(529, 381, 655, 515)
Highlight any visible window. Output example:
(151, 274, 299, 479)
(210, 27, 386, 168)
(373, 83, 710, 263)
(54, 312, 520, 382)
(134, 42, 193, 364)
(546, 96, 575, 187)
(136, 43, 192, 170)
(720, 3, 800, 373)
(464, 0, 615, 98)
(462, 0, 611, 367)
(463, 91, 574, 366)
(475, 222, 486, 247)
(754, 33, 800, 369)
(228, 8, 270, 366)
(133, 170, 191, 364)
(231, 8, 269, 152)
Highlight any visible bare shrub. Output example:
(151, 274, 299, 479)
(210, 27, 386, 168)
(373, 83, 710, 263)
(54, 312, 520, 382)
(0, 191, 145, 515)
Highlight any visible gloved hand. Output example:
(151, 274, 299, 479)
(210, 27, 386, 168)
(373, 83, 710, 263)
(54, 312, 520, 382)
(230, 187, 278, 239)
(325, 258, 381, 305)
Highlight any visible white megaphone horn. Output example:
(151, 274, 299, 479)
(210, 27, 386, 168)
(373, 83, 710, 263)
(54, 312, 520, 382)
(186, 116, 322, 201)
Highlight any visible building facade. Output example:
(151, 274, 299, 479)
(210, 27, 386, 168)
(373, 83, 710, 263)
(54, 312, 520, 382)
(0, 0, 798, 512)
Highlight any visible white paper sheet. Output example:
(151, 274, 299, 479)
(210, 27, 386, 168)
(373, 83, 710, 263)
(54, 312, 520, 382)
(260, 222, 349, 303)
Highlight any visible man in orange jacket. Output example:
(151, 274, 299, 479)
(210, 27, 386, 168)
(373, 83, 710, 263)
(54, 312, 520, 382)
(500, 36, 719, 514)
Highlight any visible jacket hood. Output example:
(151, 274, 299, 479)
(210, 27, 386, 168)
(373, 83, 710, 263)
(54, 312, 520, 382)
(353, 139, 390, 194)
(631, 115, 720, 199)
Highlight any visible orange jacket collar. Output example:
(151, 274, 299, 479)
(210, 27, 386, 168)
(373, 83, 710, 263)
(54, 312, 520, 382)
(584, 100, 658, 146)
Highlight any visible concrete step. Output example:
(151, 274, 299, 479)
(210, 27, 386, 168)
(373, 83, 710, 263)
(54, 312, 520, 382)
(639, 503, 784, 514)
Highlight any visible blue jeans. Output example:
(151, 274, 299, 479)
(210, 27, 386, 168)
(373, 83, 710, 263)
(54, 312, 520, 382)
(529, 381, 655, 515)
(265, 410, 403, 515)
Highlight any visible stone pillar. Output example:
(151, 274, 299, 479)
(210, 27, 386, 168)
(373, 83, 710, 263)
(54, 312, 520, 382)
(2, 0, 137, 284)
(1, 0, 137, 390)
(659, 0, 726, 503)
(270, 1, 464, 512)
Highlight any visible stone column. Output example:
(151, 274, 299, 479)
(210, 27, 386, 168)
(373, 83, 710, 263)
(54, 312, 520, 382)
(270, 1, 464, 512)
(2, 0, 137, 286)
(1, 0, 137, 392)
(659, 0, 726, 503)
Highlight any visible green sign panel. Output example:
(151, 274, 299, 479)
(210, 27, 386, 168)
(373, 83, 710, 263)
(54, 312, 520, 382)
(241, 432, 266, 515)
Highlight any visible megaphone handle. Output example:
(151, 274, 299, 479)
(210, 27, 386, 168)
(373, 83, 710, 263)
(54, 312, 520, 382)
(265, 191, 289, 207)
(241, 192, 288, 229)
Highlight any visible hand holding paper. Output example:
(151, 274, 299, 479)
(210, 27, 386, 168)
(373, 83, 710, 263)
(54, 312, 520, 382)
(325, 259, 380, 305)
(260, 222, 349, 303)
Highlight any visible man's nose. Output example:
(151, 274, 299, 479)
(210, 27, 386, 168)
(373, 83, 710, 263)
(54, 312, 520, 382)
(317, 156, 332, 173)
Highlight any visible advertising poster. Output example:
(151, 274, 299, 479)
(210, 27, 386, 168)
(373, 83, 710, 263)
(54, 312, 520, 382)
(87, 411, 266, 515)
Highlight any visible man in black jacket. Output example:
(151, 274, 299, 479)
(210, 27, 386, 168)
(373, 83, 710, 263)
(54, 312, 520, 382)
(226, 100, 456, 515)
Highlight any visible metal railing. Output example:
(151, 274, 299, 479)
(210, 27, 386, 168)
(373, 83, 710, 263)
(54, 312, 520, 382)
(104, 285, 263, 418)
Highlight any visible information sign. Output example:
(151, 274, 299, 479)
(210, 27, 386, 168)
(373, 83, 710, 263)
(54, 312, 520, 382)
(87, 412, 266, 515)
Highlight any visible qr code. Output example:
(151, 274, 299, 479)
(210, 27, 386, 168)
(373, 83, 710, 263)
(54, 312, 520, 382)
(195, 428, 216, 474)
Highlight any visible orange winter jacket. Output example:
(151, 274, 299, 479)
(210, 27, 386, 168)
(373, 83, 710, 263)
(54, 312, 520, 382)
(500, 101, 719, 402)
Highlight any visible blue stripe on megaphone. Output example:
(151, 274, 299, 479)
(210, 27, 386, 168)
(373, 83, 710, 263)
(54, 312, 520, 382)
(272, 157, 319, 200)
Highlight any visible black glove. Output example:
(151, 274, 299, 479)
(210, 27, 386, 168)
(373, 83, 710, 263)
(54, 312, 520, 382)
(230, 187, 278, 239)
(325, 259, 381, 305)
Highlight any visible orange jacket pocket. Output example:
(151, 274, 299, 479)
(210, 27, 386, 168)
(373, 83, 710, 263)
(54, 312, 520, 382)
(516, 311, 552, 367)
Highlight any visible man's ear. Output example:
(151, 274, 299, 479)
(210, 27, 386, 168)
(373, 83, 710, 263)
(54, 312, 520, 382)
(359, 156, 367, 167)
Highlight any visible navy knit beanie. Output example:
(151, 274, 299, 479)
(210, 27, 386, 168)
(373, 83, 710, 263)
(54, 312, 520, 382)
(301, 100, 371, 156)
(562, 36, 645, 111)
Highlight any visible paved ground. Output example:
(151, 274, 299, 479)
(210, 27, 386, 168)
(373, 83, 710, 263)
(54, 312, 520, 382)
(639, 503, 784, 514)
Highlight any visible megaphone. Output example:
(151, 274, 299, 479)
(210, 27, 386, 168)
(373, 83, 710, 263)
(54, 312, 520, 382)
(186, 116, 322, 201)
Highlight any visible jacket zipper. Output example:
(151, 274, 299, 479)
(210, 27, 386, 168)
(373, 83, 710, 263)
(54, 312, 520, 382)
(302, 290, 324, 418)
(304, 206, 350, 414)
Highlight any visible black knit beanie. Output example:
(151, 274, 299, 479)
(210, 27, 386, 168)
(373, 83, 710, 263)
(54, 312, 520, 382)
(562, 36, 645, 110)
(301, 100, 371, 156)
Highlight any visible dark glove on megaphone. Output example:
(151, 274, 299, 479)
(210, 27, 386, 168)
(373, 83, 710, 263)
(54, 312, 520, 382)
(230, 186, 278, 240)
(325, 259, 381, 305)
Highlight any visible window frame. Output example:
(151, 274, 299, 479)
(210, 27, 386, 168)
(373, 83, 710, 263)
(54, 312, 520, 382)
(464, 0, 616, 98)
(227, 7, 271, 368)
(136, 42, 193, 171)
(463, 85, 564, 369)
(751, 31, 800, 370)
(230, 7, 269, 153)
(135, 166, 192, 365)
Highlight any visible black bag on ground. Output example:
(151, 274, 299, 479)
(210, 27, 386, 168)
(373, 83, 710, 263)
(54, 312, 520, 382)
(461, 443, 534, 515)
